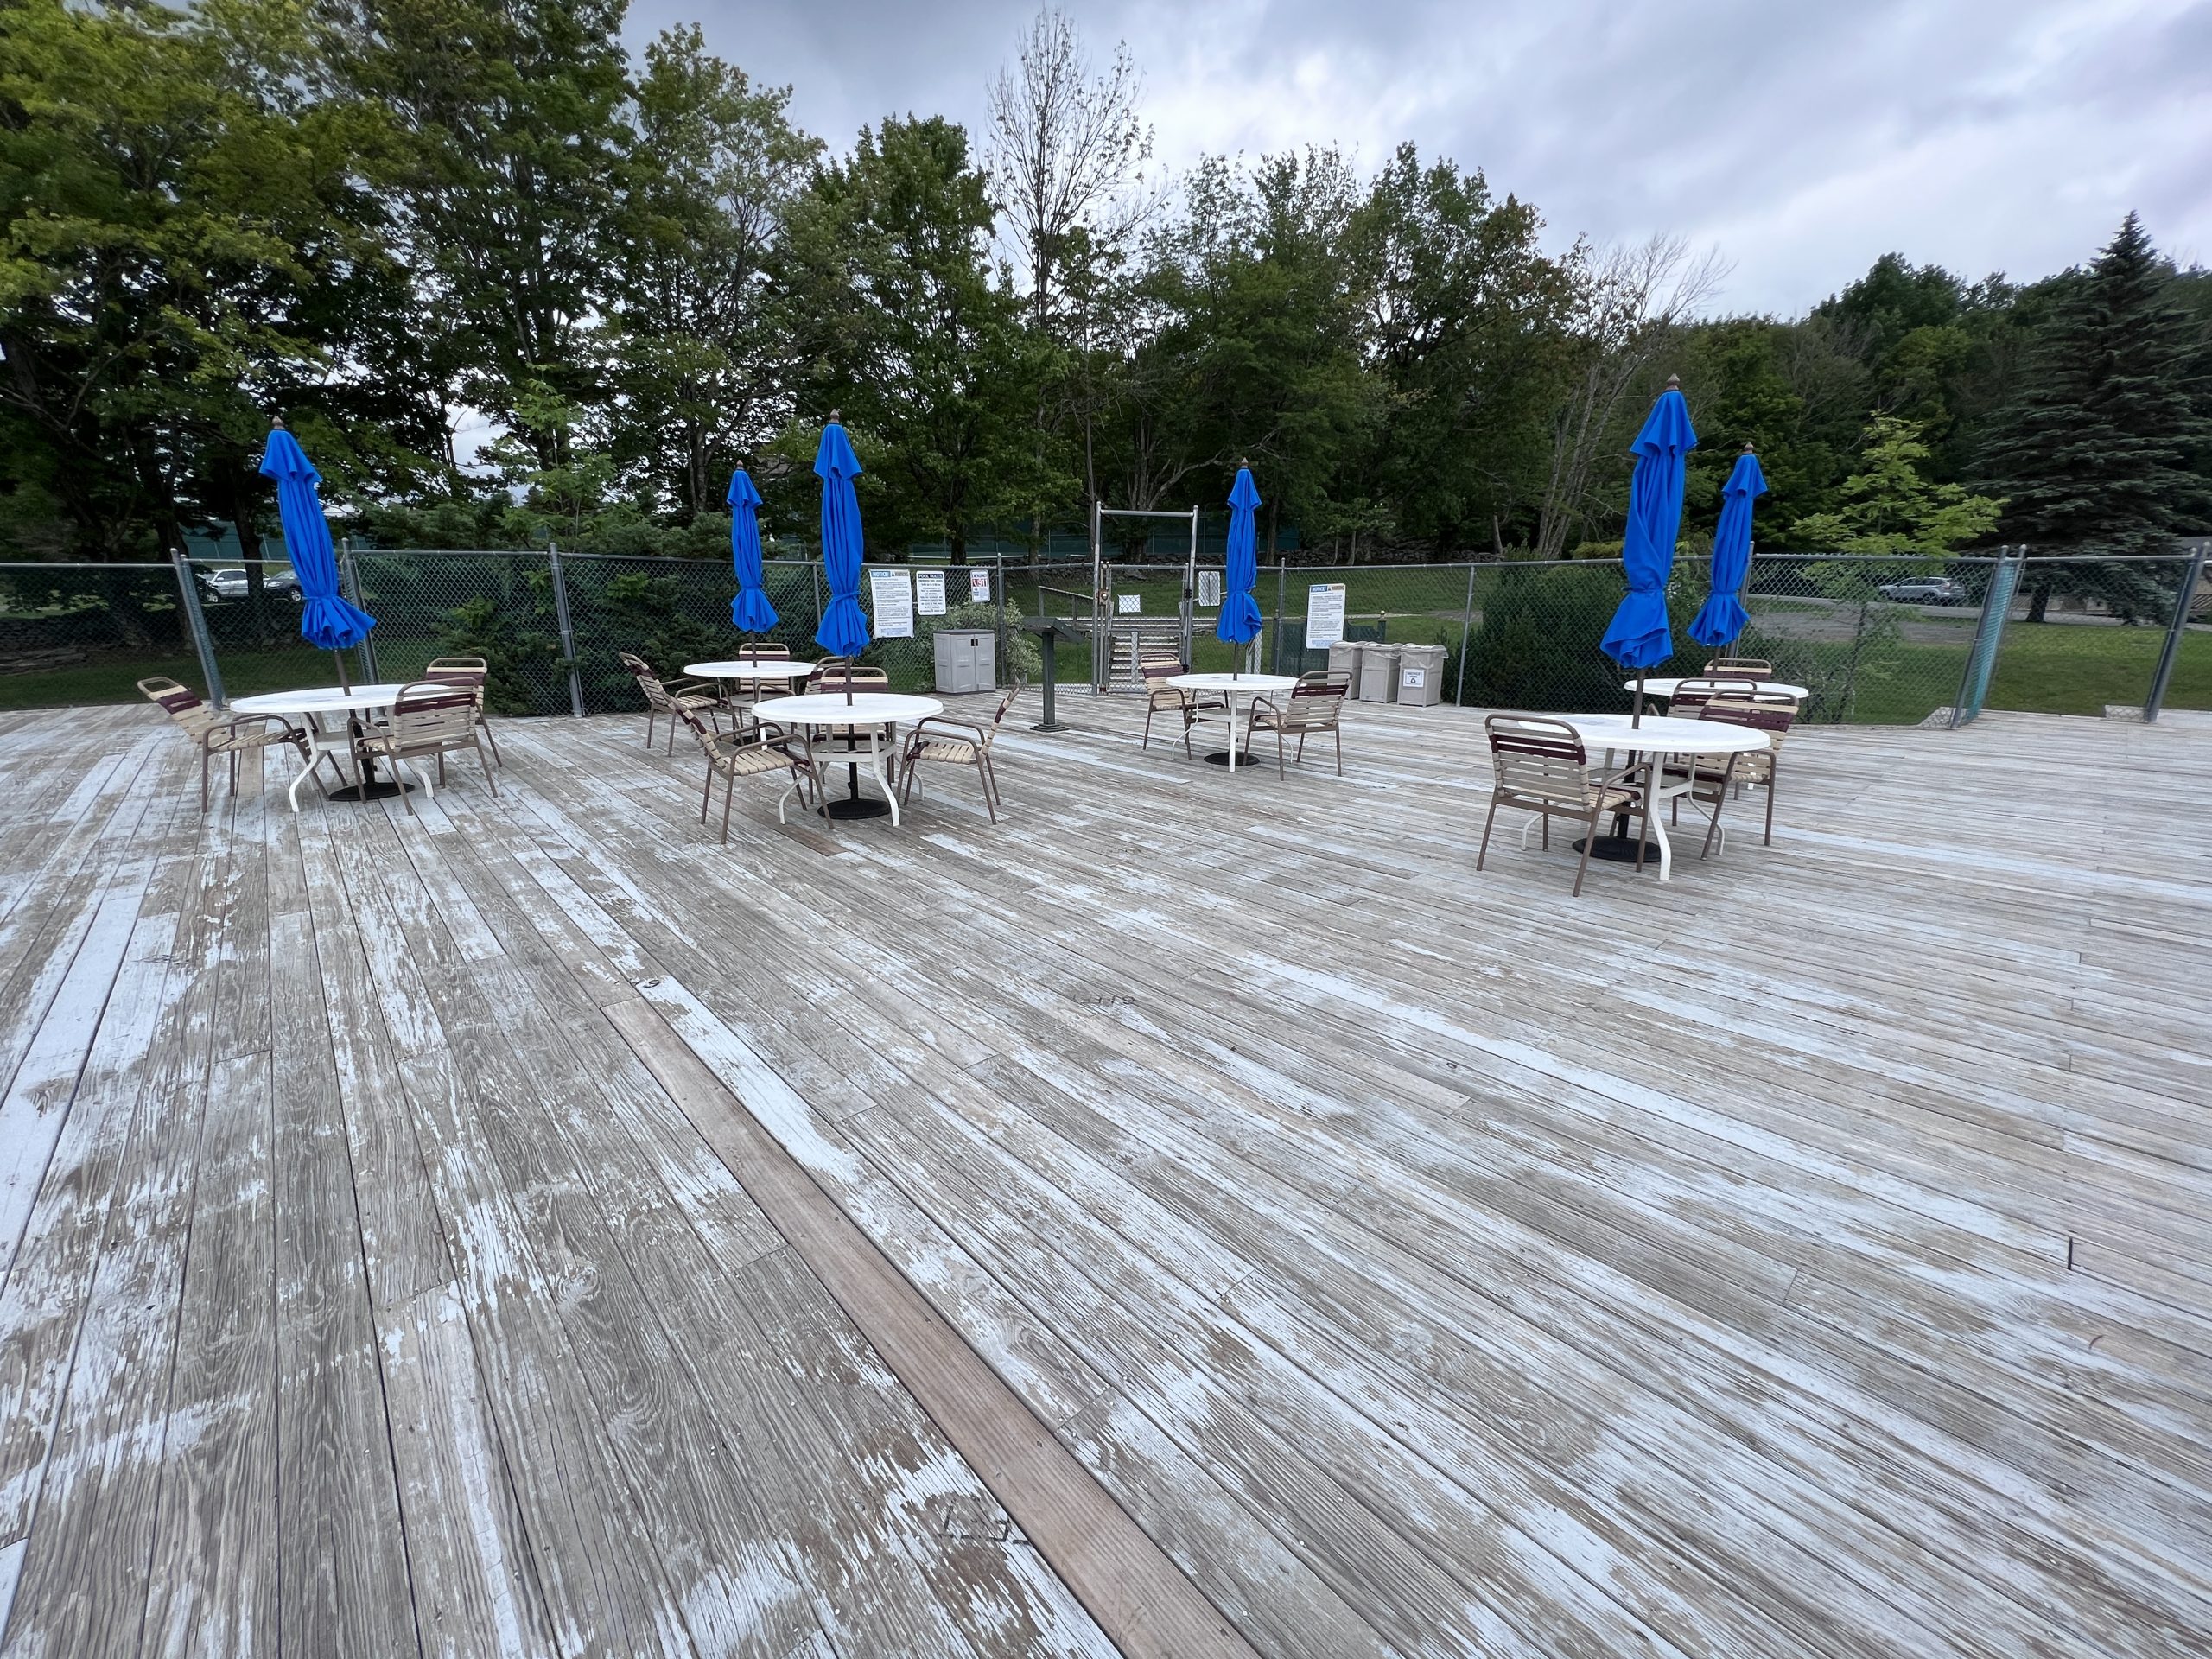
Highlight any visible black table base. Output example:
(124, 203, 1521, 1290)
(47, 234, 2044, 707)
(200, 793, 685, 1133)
(818, 759, 893, 820)
(327, 778, 413, 803)
(1573, 833, 1658, 867)
(1201, 750, 1259, 768)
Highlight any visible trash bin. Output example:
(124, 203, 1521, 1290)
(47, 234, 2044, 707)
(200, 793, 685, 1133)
(1357, 644, 1401, 703)
(1396, 644, 1446, 707)
(932, 629, 997, 695)
(1326, 640, 1363, 691)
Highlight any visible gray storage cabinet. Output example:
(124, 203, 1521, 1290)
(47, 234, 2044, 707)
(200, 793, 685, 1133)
(1357, 644, 1401, 702)
(933, 629, 998, 695)
(1396, 643, 1446, 707)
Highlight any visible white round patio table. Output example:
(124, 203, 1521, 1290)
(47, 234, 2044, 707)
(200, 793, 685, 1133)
(686, 658, 815, 684)
(754, 690, 942, 825)
(1549, 713, 1772, 883)
(1165, 672, 1299, 772)
(1624, 676, 1811, 702)
(232, 683, 412, 808)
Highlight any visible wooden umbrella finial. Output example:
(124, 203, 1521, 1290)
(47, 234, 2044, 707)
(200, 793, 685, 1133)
(1664, 374, 1681, 391)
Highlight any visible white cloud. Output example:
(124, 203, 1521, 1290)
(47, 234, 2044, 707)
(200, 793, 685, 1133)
(633, 0, 2212, 313)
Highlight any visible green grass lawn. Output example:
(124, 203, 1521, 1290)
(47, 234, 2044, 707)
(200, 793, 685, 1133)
(1985, 621, 2208, 715)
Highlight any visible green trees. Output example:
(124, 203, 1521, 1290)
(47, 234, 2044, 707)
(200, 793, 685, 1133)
(1344, 147, 1577, 556)
(1796, 416, 2002, 556)
(0, 0, 422, 559)
(3, 3, 2208, 569)
(1977, 213, 2209, 619)
(786, 117, 1055, 562)
(609, 28, 817, 519)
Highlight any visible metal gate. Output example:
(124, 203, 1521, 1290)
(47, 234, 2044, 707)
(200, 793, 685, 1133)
(1089, 502, 1210, 693)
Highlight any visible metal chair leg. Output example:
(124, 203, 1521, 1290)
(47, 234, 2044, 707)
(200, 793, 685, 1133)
(1573, 804, 1603, 896)
(1475, 794, 1502, 870)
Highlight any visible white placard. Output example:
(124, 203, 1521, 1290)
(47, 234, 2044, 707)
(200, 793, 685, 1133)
(915, 569, 946, 616)
(1306, 582, 1348, 648)
(868, 568, 914, 638)
(969, 569, 991, 602)
(1402, 667, 1426, 689)
(1198, 570, 1222, 607)
(1117, 594, 1141, 613)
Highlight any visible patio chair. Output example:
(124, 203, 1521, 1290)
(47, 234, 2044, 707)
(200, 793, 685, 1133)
(728, 642, 801, 716)
(358, 679, 499, 816)
(899, 685, 1022, 822)
(798, 660, 893, 775)
(1667, 690, 1799, 849)
(807, 659, 887, 692)
(1246, 672, 1350, 778)
(423, 654, 502, 767)
(138, 677, 318, 810)
(619, 651, 726, 755)
(1139, 661, 1197, 755)
(1662, 677, 1763, 716)
(1705, 656, 1773, 680)
(677, 705, 824, 842)
(1477, 715, 1645, 897)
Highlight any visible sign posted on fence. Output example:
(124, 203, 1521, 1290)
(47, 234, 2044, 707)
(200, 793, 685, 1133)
(915, 569, 946, 616)
(870, 568, 915, 638)
(1306, 582, 1347, 648)
(970, 568, 991, 602)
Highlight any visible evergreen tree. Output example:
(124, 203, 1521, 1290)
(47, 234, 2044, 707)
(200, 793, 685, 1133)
(1977, 213, 2209, 620)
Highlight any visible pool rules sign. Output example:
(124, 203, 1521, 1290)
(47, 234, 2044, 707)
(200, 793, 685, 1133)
(1306, 583, 1347, 648)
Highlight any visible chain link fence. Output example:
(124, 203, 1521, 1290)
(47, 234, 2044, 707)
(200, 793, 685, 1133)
(3, 546, 2204, 727)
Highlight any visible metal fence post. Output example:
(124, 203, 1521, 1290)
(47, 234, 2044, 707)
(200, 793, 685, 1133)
(340, 540, 380, 683)
(546, 541, 585, 719)
(810, 560, 824, 639)
(1273, 563, 1288, 673)
(994, 548, 1007, 683)
(171, 551, 225, 707)
(1951, 545, 2024, 728)
(1454, 562, 1477, 706)
(2145, 538, 2209, 722)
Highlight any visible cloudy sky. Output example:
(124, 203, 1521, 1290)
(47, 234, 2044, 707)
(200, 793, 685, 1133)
(626, 0, 2212, 317)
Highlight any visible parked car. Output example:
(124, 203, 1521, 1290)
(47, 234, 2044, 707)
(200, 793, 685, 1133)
(200, 565, 301, 601)
(1876, 575, 1967, 605)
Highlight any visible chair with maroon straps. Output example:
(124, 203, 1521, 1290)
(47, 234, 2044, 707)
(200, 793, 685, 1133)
(137, 677, 315, 810)
(423, 654, 502, 767)
(1661, 677, 1762, 716)
(1703, 656, 1773, 680)
(1139, 661, 1201, 756)
(1478, 715, 1645, 896)
(357, 679, 499, 816)
(1246, 672, 1350, 778)
(1667, 690, 1798, 850)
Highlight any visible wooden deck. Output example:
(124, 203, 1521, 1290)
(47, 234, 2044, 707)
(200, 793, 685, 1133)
(0, 690, 2206, 1657)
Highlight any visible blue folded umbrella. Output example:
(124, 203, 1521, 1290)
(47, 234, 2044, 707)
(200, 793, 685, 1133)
(812, 421, 871, 660)
(728, 467, 779, 633)
(1689, 447, 1767, 648)
(1217, 466, 1263, 656)
(1600, 383, 1698, 670)
(259, 425, 375, 653)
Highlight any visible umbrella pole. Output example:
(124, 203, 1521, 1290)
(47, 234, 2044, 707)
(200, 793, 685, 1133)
(335, 649, 352, 693)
